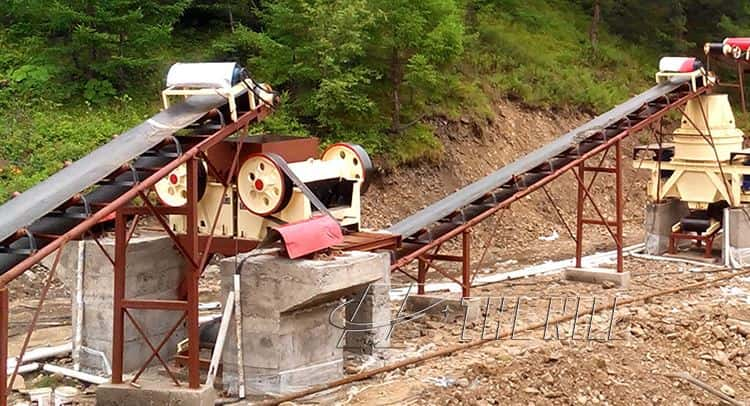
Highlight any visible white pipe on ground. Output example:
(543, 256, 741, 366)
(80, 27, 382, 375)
(390, 244, 644, 299)
(629, 252, 724, 268)
(6, 362, 39, 375)
(7, 342, 72, 369)
(42, 364, 108, 385)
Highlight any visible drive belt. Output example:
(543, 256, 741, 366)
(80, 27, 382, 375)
(264, 152, 338, 223)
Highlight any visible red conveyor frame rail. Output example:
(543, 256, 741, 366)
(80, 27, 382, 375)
(389, 82, 710, 296)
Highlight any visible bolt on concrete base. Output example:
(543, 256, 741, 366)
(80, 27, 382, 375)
(96, 383, 215, 406)
(563, 267, 631, 288)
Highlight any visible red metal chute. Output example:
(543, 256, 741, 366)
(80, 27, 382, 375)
(274, 215, 343, 259)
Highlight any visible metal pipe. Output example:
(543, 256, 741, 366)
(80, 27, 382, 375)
(111, 213, 126, 384)
(73, 241, 85, 370)
(187, 158, 201, 389)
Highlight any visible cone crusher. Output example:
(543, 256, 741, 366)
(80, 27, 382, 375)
(635, 91, 750, 257)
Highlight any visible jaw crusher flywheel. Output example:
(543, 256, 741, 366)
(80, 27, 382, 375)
(237, 153, 293, 216)
(321, 143, 374, 193)
(154, 162, 208, 207)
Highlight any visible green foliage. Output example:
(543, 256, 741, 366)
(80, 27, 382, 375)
(386, 123, 444, 166)
(212, 0, 464, 163)
(463, 0, 652, 111)
(7, 0, 750, 198)
(593, 0, 750, 53)
(0, 99, 153, 201)
(3, 0, 191, 98)
(84, 79, 117, 105)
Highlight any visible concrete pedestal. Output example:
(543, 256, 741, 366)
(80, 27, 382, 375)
(563, 267, 630, 288)
(345, 272, 392, 354)
(643, 199, 689, 255)
(725, 206, 750, 267)
(55, 234, 186, 374)
(97, 382, 215, 406)
(220, 251, 390, 396)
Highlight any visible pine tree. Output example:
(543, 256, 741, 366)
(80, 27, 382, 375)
(4, 0, 191, 94)
(367, 0, 464, 134)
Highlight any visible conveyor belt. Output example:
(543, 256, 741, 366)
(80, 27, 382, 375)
(388, 77, 696, 244)
(0, 94, 227, 244)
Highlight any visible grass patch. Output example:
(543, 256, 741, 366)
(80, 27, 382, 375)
(385, 123, 444, 166)
(0, 99, 155, 201)
(466, 0, 655, 112)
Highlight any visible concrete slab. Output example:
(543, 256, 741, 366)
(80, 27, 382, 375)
(97, 382, 215, 406)
(404, 294, 482, 323)
(563, 267, 630, 288)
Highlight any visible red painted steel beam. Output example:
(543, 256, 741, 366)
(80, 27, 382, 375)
(0, 289, 7, 406)
(391, 85, 708, 272)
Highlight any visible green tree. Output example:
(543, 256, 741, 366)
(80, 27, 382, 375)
(368, 0, 464, 133)
(4, 0, 191, 95)
(216, 0, 379, 135)
(602, 0, 690, 52)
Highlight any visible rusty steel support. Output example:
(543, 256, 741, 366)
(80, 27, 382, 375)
(575, 162, 585, 268)
(573, 142, 624, 273)
(461, 230, 471, 297)
(738, 62, 747, 114)
(8, 245, 65, 392)
(111, 211, 127, 384)
(0, 105, 271, 404)
(615, 140, 624, 273)
(185, 157, 201, 389)
(415, 235, 474, 298)
(391, 87, 706, 273)
(0, 288, 7, 406)
(417, 259, 427, 295)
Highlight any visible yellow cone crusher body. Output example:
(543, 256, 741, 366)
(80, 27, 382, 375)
(635, 93, 750, 252)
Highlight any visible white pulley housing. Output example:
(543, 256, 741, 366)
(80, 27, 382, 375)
(166, 62, 242, 90)
(237, 143, 372, 217)
(154, 162, 207, 207)
(236, 154, 292, 216)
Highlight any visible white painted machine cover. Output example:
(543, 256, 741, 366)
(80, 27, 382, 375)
(166, 62, 241, 89)
(658, 57, 700, 73)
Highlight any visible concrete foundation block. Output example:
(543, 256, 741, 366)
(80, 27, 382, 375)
(96, 383, 215, 406)
(726, 206, 750, 267)
(563, 267, 630, 288)
(405, 295, 482, 323)
(643, 199, 689, 255)
(58, 234, 186, 374)
(220, 251, 390, 396)
(345, 272, 392, 354)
